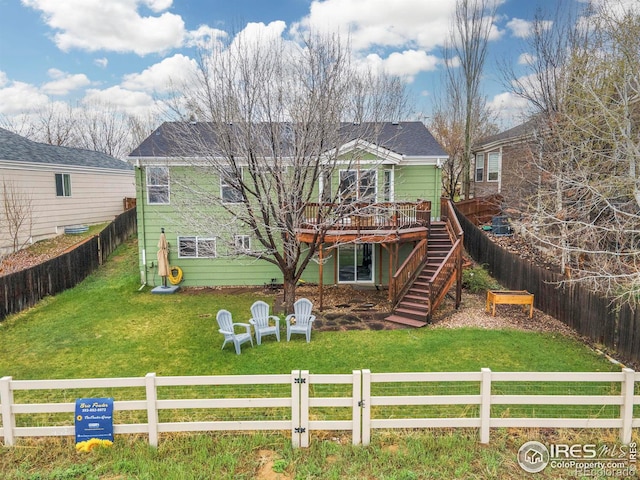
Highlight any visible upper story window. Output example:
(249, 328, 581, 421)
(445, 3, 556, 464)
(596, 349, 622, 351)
(487, 152, 500, 182)
(475, 154, 484, 182)
(55, 173, 71, 197)
(220, 167, 243, 204)
(339, 169, 377, 203)
(178, 236, 216, 258)
(320, 170, 332, 203)
(382, 170, 393, 202)
(147, 167, 169, 204)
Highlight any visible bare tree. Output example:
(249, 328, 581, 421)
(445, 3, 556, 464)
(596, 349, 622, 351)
(1, 179, 34, 254)
(504, 1, 640, 302)
(2, 101, 160, 159)
(165, 33, 408, 310)
(445, 0, 497, 199)
(430, 72, 497, 199)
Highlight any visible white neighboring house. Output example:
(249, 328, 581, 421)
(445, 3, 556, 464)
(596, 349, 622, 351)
(0, 128, 135, 255)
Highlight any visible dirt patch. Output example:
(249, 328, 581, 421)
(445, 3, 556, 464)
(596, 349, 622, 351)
(254, 449, 291, 480)
(182, 282, 587, 339)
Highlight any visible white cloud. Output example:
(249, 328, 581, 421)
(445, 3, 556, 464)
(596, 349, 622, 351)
(365, 50, 439, 81)
(186, 25, 228, 49)
(517, 53, 535, 65)
(122, 54, 197, 93)
(292, 0, 455, 52)
(83, 86, 155, 116)
(488, 91, 530, 127)
(22, 0, 186, 55)
(232, 21, 287, 48)
(506, 18, 552, 38)
(506, 18, 533, 38)
(0, 80, 50, 114)
(94, 58, 108, 68)
(42, 68, 91, 95)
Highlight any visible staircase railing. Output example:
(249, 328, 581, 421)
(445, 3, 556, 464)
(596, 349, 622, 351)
(425, 199, 464, 321)
(390, 238, 428, 304)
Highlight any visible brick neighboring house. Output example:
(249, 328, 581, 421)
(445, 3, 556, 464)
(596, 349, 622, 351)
(471, 119, 539, 210)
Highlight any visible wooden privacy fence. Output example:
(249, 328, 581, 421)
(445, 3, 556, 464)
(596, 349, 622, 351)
(1, 369, 639, 448)
(455, 205, 640, 365)
(0, 208, 137, 320)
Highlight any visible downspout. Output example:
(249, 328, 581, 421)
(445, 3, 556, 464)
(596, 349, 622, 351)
(135, 160, 148, 289)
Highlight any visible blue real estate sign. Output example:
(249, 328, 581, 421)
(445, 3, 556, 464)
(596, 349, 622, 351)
(75, 398, 114, 443)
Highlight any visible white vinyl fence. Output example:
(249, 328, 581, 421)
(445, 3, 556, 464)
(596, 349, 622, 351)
(1, 369, 639, 448)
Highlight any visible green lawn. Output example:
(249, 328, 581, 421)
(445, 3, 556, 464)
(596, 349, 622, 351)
(1, 237, 633, 480)
(0, 239, 615, 380)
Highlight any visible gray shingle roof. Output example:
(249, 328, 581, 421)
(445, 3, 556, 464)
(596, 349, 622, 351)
(0, 128, 132, 171)
(473, 118, 539, 149)
(129, 121, 447, 158)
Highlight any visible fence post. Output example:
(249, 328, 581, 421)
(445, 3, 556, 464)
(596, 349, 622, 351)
(0, 376, 14, 446)
(300, 370, 309, 448)
(291, 370, 300, 448)
(145, 373, 158, 448)
(620, 368, 635, 444)
(361, 369, 371, 446)
(480, 368, 492, 444)
(352, 370, 362, 445)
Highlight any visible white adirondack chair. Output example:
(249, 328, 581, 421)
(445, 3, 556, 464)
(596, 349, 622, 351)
(216, 309, 253, 355)
(249, 300, 281, 345)
(285, 298, 316, 342)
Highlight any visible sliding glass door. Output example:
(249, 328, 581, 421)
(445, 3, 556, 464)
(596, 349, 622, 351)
(338, 243, 374, 283)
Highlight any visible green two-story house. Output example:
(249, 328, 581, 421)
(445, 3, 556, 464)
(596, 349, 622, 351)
(129, 121, 461, 326)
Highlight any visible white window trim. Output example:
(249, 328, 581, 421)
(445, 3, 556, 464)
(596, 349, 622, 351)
(220, 167, 243, 204)
(487, 152, 500, 182)
(382, 169, 394, 202)
(234, 234, 251, 253)
(339, 168, 378, 203)
(177, 236, 217, 259)
(146, 166, 170, 205)
(337, 243, 375, 284)
(55, 173, 72, 197)
(475, 153, 484, 182)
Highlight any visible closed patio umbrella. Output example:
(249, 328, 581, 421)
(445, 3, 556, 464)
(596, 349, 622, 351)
(157, 229, 169, 287)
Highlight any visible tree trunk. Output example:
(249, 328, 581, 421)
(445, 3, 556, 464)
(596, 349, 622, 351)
(282, 272, 297, 314)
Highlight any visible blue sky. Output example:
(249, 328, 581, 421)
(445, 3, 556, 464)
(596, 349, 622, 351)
(0, 0, 615, 128)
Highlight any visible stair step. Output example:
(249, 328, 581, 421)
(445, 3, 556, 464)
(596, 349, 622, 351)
(408, 287, 429, 295)
(398, 300, 429, 311)
(384, 314, 428, 328)
(404, 293, 428, 303)
(394, 306, 428, 322)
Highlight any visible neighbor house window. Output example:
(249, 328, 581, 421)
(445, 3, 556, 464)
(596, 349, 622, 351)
(234, 234, 251, 253)
(146, 167, 169, 204)
(55, 173, 71, 197)
(487, 152, 500, 181)
(475, 154, 484, 182)
(178, 236, 216, 258)
(339, 169, 377, 203)
(220, 167, 243, 203)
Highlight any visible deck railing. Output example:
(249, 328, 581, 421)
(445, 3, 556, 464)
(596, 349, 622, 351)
(302, 201, 431, 230)
(425, 199, 464, 319)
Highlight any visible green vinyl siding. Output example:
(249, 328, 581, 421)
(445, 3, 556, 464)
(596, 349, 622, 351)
(135, 160, 441, 288)
(394, 164, 441, 218)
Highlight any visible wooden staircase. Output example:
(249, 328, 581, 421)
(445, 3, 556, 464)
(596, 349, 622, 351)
(385, 200, 463, 327)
